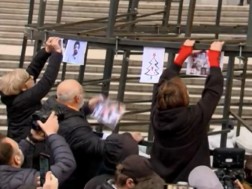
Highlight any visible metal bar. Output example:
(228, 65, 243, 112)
(230, 110, 252, 133)
(177, 0, 184, 32)
(127, 0, 133, 20)
(236, 57, 248, 136)
(61, 62, 67, 81)
(19, 0, 35, 68)
(208, 129, 231, 136)
(167, 51, 176, 67)
(247, 0, 252, 45)
(185, 0, 196, 37)
(128, 0, 140, 32)
(106, 0, 119, 37)
(114, 50, 131, 133)
(78, 20, 138, 35)
(33, 0, 47, 55)
(28, 0, 34, 24)
(97, 0, 119, 133)
(136, 11, 164, 19)
(220, 56, 235, 148)
(124, 109, 151, 115)
(215, 0, 223, 39)
(78, 45, 89, 84)
(56, 0, 64, 23)
(162, 0, 172, 27)
(124, 99, 152, 103)
(44, 31, 252, 53)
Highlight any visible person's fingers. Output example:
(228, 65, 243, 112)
(45, 171, 52, 181)
(48, 111, 56, 120)
(50, 172, 58, 181)
(36, 176, 41, 187)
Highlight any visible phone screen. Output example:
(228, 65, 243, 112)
(39, 153, 50, 186)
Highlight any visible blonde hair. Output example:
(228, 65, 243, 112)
(0, 69, 29, 96)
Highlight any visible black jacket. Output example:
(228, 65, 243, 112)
(150, 63, 223, 183)
(1, 49, 62, 142)
(42, 96, 125, 189)
(0, 134, 76, 189)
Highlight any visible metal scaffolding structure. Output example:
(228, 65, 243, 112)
(20, 0, 252, 148)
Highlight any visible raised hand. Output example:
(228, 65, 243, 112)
(88, 95, 104, 111)
(183, 39, 196, 47)
(50, 37, 62, 53)
(174, 39, 195, 66)
(130, 132, 144, 143)
(209, 41, 225, 52)
(45, 37, 62, 53)
(207, 41, 225, 67)
(43, 171, 59, 189)
(45, 37, 56, 53)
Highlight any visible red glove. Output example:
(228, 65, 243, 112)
(174, 45, 193, 66)
(207, 50, 221, 68)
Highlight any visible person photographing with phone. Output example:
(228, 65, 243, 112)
(0, 112, 76, 189)
(150, 40, 224, 183)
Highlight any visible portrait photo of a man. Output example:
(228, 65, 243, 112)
(62, 39, 87, 65)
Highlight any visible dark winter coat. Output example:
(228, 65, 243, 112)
(1, 49, 62, 142)
(0, 134, 76, 189)
(150, 62, 223, 183)
(42, 96, 126, 189)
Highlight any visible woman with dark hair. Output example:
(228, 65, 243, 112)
(150, 40, 224, 183)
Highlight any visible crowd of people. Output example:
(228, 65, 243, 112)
(0, 37, 250, 189)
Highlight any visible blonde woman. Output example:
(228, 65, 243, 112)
(0, 37, 62, 142)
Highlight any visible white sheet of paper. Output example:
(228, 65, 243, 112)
(185, 50, 224, 77)
(62, 39, 87, 65)
(140, 47, 165, 83)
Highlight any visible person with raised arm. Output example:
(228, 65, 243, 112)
(0, 37, 62, 142)
(150, 40, 224, 183)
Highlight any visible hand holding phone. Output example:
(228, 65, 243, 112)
(40, 153, 50, 187)
(43, 171, 58, 189)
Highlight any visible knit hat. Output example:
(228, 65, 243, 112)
(188, 166, 224, 189)
(120, 154, 153, 181)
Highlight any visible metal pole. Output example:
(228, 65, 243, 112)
(220, 56, 235, 147)
(128, 0, 139, 32)
(215, 0, 223, 39)
(114, 50, 130, 133)
(177, 0, 184, 27)
(56, 0, 64, 23)
(19, 0, 35, 68)
(61, 62, 67, 81)
(247, 0, 252, 45)
(162, 0, 172, 27)
(98, 0, 119, 133)
(33, 0, 47, 55)
(185, 0, 196, 37)
(236, 57, 248, 136)
(113, 0, 139, 133)
(78, 45, 89, 84)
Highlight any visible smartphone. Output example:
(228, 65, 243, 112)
(39, 153, 50, 186)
